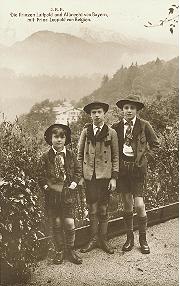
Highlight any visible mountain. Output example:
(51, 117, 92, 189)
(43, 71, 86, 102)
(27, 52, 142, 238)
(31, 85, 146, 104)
(0, 71, 101, 120)
(77, 57, 179, 108)
(0, 31, 178, 76)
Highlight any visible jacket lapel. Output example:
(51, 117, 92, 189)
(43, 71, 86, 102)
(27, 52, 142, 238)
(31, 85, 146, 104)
(96, 124, 108, 141)
(48, 148, 55, 163)
(86, 124, 95, 144)
(116, 120, 124, 153)
(64, 149, 71, 170)
(132, 117, 142, 140)
(86, 123, 109, 143)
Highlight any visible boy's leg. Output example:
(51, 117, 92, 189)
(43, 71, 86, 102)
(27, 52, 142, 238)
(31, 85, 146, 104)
(50, 213, 64, 264)
(80, 202, 99, 253)
(98, 203, 114, 254)
(64, 217, 82, 264)
(134, 197, 150, 254)
(121, 192, 134, 251)
(47, 192, 65, 264)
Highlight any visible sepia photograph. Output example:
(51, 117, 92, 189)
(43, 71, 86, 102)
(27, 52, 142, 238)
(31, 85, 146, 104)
(0, 0, 178, 285)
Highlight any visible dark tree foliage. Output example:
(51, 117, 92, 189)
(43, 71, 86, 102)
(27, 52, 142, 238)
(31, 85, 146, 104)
(78, 57, 178, 108)
(19, 99, 56, 138)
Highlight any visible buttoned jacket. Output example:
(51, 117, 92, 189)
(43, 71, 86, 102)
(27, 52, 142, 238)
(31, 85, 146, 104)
(112, 117, 160, 175)
(77, 123, 119, 180)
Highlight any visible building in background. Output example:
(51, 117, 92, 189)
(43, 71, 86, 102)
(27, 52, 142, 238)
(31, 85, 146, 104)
(53, 101, 82, 125)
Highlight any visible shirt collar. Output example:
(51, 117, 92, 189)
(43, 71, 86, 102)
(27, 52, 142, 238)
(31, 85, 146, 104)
(123, 116, 136, 126)
(93, 123, 104, 131)
(52, 146, 66, 155)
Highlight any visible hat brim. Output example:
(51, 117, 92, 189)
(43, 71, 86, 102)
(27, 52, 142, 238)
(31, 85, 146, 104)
(83, 102, 109, 114)
(44, 124, 71, 146)
(116, 99, 144, 111)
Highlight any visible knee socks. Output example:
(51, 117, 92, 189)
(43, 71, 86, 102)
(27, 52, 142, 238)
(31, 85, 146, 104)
(123, 212, 133, 235)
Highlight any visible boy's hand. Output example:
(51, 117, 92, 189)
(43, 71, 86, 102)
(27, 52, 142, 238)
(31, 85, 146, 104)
(108, 178, 116, 192)
(78, 177, 85, 187)
(68, 181, 77, 190)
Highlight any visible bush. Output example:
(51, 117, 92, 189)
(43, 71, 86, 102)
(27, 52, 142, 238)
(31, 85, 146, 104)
(0, 121, 45, 284)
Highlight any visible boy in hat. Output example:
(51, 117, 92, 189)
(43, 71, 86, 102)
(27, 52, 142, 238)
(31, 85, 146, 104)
(77, 101, 119, 254)
(38, 124, 82, 265)
(112, 95, 159, 254)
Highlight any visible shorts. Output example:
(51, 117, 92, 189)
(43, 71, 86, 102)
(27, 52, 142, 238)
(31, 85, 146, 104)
(45, 186, 75, 218)
(117, 155, 146, 197)
(117, 175, 146, 197)
(85, 176, 110, 204)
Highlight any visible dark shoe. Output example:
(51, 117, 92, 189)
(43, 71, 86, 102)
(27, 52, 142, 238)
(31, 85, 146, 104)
(80, 236, 98, 253)
(53, 251, 64, 265)
(122, 232, 134, 252)
(100, 235, 114, 254)
(139, 233, 150, 254)
(67, 248, 82, 265)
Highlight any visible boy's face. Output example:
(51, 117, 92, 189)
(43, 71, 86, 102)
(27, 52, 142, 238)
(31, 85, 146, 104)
(90, 107, 105, 126)
(123, 103, 137, 121)
(51, 127, 66, 151)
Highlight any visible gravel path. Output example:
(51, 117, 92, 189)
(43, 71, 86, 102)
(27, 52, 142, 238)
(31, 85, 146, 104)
(15, 219, 179, 286)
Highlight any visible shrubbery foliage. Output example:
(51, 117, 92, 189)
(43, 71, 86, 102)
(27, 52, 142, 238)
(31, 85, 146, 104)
(0, 93, 178, 284)
(0, 122, 44, 283)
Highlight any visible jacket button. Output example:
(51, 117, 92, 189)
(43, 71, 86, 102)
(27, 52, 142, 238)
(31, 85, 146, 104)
(86, 152, 88, 154)
(105, 161, 107, 163)
(104, 151, 106, 153)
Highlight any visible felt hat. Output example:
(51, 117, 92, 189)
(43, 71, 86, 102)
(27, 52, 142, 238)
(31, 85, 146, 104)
(116, 95, 144, 111)
(83, 101, 109, 114)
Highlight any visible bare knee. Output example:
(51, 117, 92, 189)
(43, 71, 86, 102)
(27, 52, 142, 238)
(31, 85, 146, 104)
(88, 202, 98, 215)
(98, 204, 108, 216)
(135, 198, 146, 216)
(64, 218, 75, 230)
(54, 217, 62, 228)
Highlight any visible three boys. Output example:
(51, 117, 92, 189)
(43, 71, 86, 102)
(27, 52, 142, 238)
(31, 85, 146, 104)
(38, 95, 159, 263)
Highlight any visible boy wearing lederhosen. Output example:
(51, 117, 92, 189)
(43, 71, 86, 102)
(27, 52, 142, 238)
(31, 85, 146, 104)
(38, 124, 82, 264)
(112, 95, 159, 254)
(77, 102, 119, 254)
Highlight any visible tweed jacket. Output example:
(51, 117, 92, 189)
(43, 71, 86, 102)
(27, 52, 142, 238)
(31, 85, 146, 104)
(77, 123, 119, 180)
(38, 148, 81, 192)
(112, 117, 159, 175)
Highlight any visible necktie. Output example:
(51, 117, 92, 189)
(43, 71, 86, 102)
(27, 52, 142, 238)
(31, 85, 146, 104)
(95, 127, 101, 137)
(54, 152, 66, 180)
(124, 121, 133, 147)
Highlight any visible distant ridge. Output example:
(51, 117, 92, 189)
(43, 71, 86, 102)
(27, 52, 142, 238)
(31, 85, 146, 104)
(77, 57, 179, 108)
(0, 31, 178, 77)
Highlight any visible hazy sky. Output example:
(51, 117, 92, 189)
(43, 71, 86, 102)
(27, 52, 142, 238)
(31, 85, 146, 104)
(0, 0, 179, 46)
